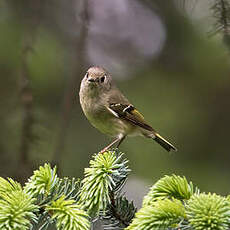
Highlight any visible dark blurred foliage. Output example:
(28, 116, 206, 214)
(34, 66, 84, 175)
(1, 0, 230, 197)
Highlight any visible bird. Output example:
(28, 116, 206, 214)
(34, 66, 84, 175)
(79, 66, 177, 153)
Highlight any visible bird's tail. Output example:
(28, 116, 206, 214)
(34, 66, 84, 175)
(153, 133, 177, 152)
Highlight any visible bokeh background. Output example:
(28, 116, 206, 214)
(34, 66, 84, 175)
(1, 0, 230, 208)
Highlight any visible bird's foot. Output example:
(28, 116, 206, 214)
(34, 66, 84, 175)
(98, 137, 122, 154)
(99, 147, 110, 154)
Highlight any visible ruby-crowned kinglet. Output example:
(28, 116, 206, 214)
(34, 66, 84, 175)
(79, 66, 177, 153)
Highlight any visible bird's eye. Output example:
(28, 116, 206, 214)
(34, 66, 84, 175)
(101, 75, 106, 83)
(85, 72, 89, 78)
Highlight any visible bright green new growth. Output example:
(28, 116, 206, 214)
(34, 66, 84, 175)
(79, 150, 130, 217)
(186, 193, 230, 230)
(126, 199, 186, 230)
(227, 194, 230, 202)
(0, 177, 22, 194)
(0, 152, 230, 230)
(143, 174, 197, 206)
(24, 163, 58, 197)
(0, 178, 38, 230)
(24, 164, 89, 230)
(47, 195, 90, 230)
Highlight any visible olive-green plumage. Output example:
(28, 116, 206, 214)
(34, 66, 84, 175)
(79, 66, 177, 153)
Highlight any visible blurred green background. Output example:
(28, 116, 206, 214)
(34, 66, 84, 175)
(1, 0, 230, 205)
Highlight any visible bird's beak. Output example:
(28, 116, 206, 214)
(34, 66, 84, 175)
(88, 78, 95, 83)
(88, 77, 100, 83)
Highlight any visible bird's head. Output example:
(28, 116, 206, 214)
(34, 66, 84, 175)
(81, 66, 113, 95)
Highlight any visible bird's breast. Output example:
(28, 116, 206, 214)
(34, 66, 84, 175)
(80, 95, 133, 137)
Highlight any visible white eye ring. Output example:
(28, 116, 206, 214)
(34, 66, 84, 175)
(85, 72, 89, 78)
(101, 75, 106, 83)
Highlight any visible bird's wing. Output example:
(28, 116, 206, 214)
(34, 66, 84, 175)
(107, 103, 154, 132)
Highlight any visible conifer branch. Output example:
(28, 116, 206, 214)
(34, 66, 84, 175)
(46, 195, 90, 230)
(143, 174, 199, 206)
(79, 150, 130, 217)
(0, 178, 38, 230)
(0, 152, 229, 229)
(186, 193, 230, 230)
(24, 164, 88, 230)
(24, 163, 58, 197)
(102, 194, 136, 229)
(210, 0, 230, 50)
(211, 0, 230, 36)
(126, 199, 186, 230)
